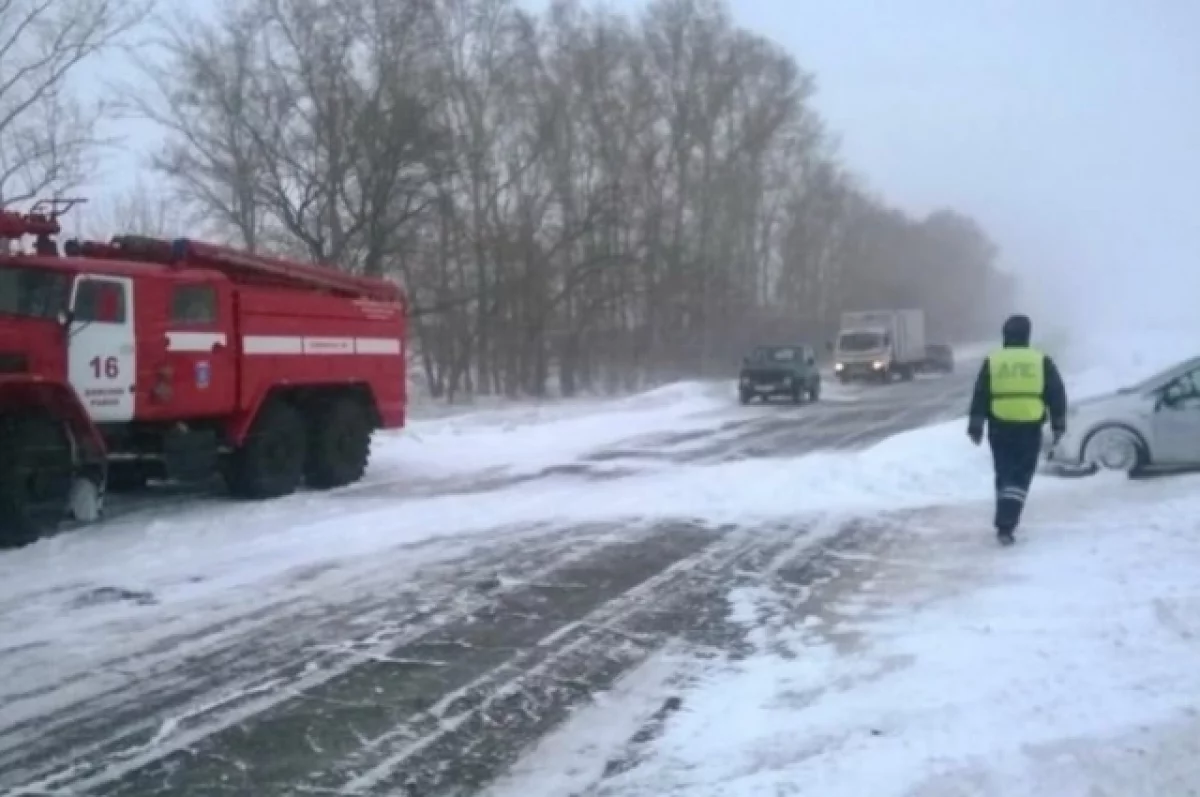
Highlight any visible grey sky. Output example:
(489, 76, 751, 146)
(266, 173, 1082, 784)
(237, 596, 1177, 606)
(85, 0, 1200, 336)
(747, 0, 1200, 337)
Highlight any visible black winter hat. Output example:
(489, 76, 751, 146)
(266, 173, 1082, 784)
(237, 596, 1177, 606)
(1002, 314, 1032, 345)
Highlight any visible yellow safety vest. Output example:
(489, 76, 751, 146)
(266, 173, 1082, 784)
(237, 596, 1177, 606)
(989, 347, 1046, 422)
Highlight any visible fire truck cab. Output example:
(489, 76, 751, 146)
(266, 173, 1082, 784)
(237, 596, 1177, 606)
(0, 200, 408, 548)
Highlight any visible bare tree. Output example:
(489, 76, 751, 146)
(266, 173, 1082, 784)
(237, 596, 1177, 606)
(142, 0, 1014, 401)
(0, 0, 149, 207)
(125, 0, 268, 249)
(82, 176, 184, 238)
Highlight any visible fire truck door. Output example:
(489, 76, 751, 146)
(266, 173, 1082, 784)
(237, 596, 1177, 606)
(67, 275, 136, 423)
(164, 281, 236, 414)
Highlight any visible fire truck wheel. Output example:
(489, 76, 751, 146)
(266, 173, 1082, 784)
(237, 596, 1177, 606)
(305, 398, 372, 489)
(0, 413, 73, 548)
(227, 401, 307, 499)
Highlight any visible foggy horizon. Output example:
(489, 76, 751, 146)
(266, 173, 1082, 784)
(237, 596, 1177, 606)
(733, 0, 1199, 344)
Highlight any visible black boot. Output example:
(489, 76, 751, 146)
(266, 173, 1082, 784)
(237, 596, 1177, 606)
(996, 526, 1015, 546)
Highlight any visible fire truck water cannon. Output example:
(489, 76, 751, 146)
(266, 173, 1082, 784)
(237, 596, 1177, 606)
(0, 201, 408, 549)
(0, 198, 85, 240)
(0, 210, 58, 238)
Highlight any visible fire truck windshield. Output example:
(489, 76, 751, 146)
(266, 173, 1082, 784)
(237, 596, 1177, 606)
(0, 264, 70, 321)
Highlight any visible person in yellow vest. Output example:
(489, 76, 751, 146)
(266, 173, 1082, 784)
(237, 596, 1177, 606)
(967, 314, 1067, 545)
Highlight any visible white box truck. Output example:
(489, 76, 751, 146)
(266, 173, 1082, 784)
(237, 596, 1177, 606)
(832, 309, 926, 383)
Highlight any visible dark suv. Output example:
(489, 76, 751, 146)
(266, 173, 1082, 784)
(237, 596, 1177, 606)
(738, 345, 821, 404)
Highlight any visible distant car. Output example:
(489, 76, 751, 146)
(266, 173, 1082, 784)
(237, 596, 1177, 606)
(1046, 354, 1200, 476)
(923, 343, 955, 374)
(738, 345, 821, 404)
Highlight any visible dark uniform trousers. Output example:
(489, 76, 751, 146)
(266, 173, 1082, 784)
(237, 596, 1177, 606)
(988, 422, 1043, 532)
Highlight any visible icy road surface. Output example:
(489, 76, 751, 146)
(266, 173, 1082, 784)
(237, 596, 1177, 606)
(0, 369, 977, 796)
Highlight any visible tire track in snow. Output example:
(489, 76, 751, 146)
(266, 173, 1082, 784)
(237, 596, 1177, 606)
(89, 519, 824, 797)
(59, 522, 740, 795)
(0, 522, 627, 792)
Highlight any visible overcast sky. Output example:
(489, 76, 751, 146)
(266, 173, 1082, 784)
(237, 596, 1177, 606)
(721, 0, 1199, 338)
(88, 0, 1200, 339)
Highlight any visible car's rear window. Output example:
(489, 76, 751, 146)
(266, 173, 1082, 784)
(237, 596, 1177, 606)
(751, 347, 799, 362)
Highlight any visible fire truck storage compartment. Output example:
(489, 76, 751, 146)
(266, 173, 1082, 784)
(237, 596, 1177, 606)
(232, 286, 406, 428)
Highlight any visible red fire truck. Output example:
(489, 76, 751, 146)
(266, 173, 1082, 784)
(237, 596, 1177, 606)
(0, 200, 407, 547)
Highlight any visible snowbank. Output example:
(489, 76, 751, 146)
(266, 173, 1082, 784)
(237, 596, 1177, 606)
(371, 378, 861, 483)
(601, 420, 993, 524)
(370, 380, 733, 480)
(494, 472, 1200, 797)
(371, 415, 1053, 543)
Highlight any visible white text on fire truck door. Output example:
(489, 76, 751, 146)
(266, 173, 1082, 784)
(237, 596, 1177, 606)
(68, 275, 136, 423)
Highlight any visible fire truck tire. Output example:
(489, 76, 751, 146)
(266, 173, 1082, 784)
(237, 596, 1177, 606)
(0, 413, 73, 548)
(226, 401, 307, 499)
(305, 398, 372, 489)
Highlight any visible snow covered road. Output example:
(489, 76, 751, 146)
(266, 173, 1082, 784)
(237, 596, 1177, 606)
(0, 370, 974, 796)
(492, 476, 1200, 797)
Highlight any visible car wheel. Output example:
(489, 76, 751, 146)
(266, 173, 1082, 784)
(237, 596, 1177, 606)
(1082, 426, 1147, 474)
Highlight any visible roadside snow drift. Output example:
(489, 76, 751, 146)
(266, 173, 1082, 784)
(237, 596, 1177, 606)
(382, 377, 867, 482)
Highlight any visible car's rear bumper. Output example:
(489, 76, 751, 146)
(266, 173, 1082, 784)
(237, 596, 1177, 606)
(741, 381, 791, 395)
(741, 369, 800, 389)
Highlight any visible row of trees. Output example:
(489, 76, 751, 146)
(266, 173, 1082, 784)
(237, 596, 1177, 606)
(2, 0, 1016, 399)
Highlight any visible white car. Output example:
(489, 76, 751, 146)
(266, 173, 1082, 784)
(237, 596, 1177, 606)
(1046, 355, 1200, 475)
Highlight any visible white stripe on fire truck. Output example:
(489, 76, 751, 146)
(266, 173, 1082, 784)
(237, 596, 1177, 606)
(164, 333, 401, 355)
(166, 331, 228, 352)
(241, 335, 402, 355)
